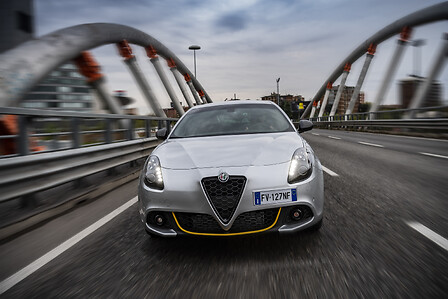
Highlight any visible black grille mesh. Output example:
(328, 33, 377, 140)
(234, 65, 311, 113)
(175, 208, 279, 234)
(201, 176, 246, 223)
(231, 208, 278, 233)
(175, 213, 222, 233)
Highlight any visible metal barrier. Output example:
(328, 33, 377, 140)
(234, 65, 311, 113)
(0, 107, 177, 157)
(306, 106, 448, 133)
(309, 105, 448, 122)
(309, 118, 448, 130)
(0, 107, 178, 202)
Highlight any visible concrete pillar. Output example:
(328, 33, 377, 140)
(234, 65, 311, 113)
(318, 82, 332, 118)
(170, 67, 194, 108)
(74, 51, 125, 116)
(90, 78, 123, 115)
(370, 27, 412, 113)
(151, 57, 185, 116)
(330, 63, 351, 117)
(184, 73, 202, 105)
(407, 33, 448, 118)
(198, 90, 207, 104)
(117, 41, 166, 117)
(124, 57, 166, 117)
(89, 78, 128, 127)
(145, 46, 184, 116)
(309, 101, 318, 118)
(346, 44, 376, 115)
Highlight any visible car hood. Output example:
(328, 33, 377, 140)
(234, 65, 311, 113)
(156, 132, 304, 170)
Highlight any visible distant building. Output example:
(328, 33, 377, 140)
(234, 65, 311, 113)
(124, 108, 138, 115)
(0, 1, 102, 113)
(114, 90, 136, 114)
(21, 63, 98, 112)
(261, 93, 309, 119)
(322, 86, 364, 115)
(399, 76, 442, 108)
(163, 107, 189, 118)
(0, 0, 34, 54)
(261, 93, 303, 104)
(359, 92, 365, 104)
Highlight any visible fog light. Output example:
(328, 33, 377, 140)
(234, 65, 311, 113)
(154, 215, 165, 226)
(290, 208, 303, 221)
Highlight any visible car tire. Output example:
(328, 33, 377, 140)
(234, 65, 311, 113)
(307, 218, 323, 232)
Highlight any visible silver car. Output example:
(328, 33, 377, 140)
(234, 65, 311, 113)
(138, 101, 324, 237)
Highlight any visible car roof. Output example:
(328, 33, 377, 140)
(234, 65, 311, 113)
(188, 100, 277, 112)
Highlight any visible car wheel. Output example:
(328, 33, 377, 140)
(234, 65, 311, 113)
(307, 218, 323, 232)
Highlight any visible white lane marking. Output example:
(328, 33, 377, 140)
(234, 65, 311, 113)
(387, 134, 448, 143)
(358, 141, 384, 148)
(328, 136, 341, 140)
(407, 222, 448, 252)
(0, 197, 138, 295)
(420, 152, 448, 159)
(321, 165, 339, 177)
(315, 129, 448, 143)
(311, 133, 320, 136)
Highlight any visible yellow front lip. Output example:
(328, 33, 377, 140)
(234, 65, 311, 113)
(172, 208, 282, 236)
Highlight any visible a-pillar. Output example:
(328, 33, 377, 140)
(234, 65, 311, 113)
(330, 63, 351, 117)
(117, 40, 166, 117)
(184, 73, 202, 105)
(167, 58, 194, 108)
(407, 33, 448, 118)
(370, 26, 412, 113)
(146, 46, 184, 116)
(318, 82, 333, 118)
(346, 44, 376, 115)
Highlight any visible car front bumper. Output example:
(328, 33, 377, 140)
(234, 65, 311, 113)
(138, 161, 324, 237)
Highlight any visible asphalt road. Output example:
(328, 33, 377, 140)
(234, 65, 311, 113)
(0, 129, 447, 298)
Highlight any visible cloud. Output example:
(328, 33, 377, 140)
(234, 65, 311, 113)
(215, 11, 250, 32)
(29, 0, 448, 114)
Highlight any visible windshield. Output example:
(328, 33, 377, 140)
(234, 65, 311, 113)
(170, 103, 295, 138)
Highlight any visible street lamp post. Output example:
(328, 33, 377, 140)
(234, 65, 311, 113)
(276, 78, 280, 105)
(188, 45, 201, 78)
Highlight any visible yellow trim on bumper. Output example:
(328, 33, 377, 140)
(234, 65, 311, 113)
(172, 208, 282, 236)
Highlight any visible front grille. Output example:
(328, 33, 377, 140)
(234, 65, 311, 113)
(175, 213, 223, 233)
(174, 208, 279, 234)
(201, 176, 246, 223)
(231, 208, 278, 233)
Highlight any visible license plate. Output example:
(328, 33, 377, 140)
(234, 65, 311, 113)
(254, 189, 297, 206)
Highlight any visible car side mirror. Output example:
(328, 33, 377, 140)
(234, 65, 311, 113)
(298, 120, 313, 133)
(156, 128, 169, 140)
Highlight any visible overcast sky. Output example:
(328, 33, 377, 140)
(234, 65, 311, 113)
(35, 0, 448, 114)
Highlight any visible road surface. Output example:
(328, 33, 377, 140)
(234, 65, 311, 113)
(0, 129, 447, 298)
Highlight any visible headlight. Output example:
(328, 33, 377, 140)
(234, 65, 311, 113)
(144, 155, 164, 190)
(288, 147, 313, 184)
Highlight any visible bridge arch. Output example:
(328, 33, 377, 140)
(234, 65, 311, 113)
(303, 1, 448, 118)
(0, 23, 212, 109)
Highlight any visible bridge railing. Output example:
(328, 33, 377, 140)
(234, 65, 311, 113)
(306, 105, 448, 133)
(0, 107, 177, 158)
(310, 105, 448, 122)
(0, 108, 178, 237)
